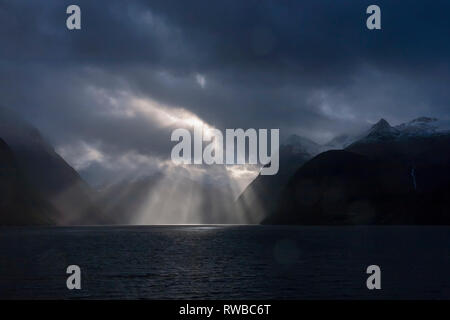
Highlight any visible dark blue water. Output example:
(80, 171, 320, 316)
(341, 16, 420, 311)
(1, 226, 450, 299)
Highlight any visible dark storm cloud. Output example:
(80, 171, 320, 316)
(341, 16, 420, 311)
(0, 0, 449, 173)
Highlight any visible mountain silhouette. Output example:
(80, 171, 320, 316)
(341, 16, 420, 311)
(236, 135, 321, 223)
(264, 118, 450, 225)
(0, 138, 59, 225)
(0, 107, 107, 225)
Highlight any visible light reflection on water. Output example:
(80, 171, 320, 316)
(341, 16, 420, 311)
(1, 225, 450, 299)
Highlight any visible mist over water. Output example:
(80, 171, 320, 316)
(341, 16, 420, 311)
(97, 164, 263, 225)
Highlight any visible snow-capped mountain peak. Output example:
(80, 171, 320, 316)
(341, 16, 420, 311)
(371, 118, 391, 131)
(360, 118, 400, 142)
(395, 117, 450, 136)
(347, 116, 450, 147)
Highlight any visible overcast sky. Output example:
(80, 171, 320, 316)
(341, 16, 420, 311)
(1, 0, 449, 188)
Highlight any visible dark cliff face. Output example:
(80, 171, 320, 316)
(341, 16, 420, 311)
(0, 139, 58, 225)
(236, 142, 318, 224)
(265, 150, 379, 224)
(0, 107, 107, 225)
(266, 130, 450, 225)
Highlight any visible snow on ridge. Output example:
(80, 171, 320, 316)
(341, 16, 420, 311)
(395, 117, 450, 136)
(285, 116, 450, 153)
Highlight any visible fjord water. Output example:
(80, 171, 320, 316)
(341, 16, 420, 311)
(1, 226, 450, 299)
